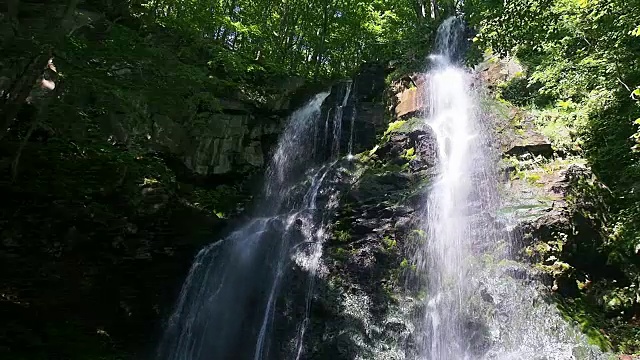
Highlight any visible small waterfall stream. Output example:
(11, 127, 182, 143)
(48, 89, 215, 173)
(157, 93, 336, 360)
(158, 85, 358, 360)
(332, 81, 352, 158)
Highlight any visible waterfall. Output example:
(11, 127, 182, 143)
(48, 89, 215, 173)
(331, 81, 352, 159)
(156, 16, 611, 360)
(414, 16, 481, 359)
(347, 104, 357, 159)
(413, 16, 608, 360)
(157, 92, 334, 360)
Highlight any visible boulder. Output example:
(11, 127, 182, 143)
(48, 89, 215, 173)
(505, 129, 553, 157)
(378, 127, 438, 171)
(475, 54, 524, 86)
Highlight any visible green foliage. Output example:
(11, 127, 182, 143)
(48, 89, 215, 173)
(632, 89, 640, 152)
(332, 247, 350, 262)
(496, 76, 536, 107)
(54, 22, 253, 138)
(468, 0, 640, 187)
(127, 0, 453, 79)
(530, 107, 583, 153)
(188, 183, 251, 219)
(335, 230, 352, 243)
(556, 297, 614, 351)
(382, 236, 397, 250)
(401, 147, 417, 161)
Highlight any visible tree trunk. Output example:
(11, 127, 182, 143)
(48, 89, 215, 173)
(7, 0, 20, 28)
(56, 0, 80, 34)
(313, 0, 331, 80)
(431, 0, 439, 20)
(11, 115, 37, 182)
(62, 0, 80, 24)
(414, 0, 426, 24)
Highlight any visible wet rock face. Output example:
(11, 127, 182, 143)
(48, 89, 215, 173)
(378, 128, 438, 172)
(507, 161, 611, 277)
(505, 158, 603, 253)
(288, 122, 437, 359)
(393, 76, 428, 120)
(272, 58, 621, 360)
(322, 64, 389, 157)
(485, 100, 554, 159)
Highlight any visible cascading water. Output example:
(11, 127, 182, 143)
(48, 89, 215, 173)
(347, 105, 357, 159)
(157, 93, 338, 360)
(332, 81, 352, 158)
(413, 17, 610, 360)
(413, 16, 481, 359)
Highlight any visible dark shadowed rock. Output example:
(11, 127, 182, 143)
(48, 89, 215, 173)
(378, 128, 438, 172)
(505, 129, 553, 157)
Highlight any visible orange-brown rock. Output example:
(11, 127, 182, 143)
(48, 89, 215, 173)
(393, 74, 428, 119)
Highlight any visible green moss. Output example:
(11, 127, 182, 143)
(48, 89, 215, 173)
(382, 236, 397, 250)
(383, 120, 407, 137)
(332, 247, 350, 262)
(335, 230, 351, 243)
(556, 297, 614, 352)
(381, 117, 424, 142)
(401, 147, 417, 161)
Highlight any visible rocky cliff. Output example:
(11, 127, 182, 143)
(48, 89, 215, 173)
(266, 56, 632, 359)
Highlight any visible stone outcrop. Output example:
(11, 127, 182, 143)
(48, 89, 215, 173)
(322, 64, 389, 156)
(487, 99, 554, 158)
(104, 64, 390, 178)
(155, 108, 281, 175)
(505, 129, 553, 157)
(475, 54, 525, 87)
(388, 74, 428, 120)
(297, 125, 435, 359)
(103, 93, 290, 177)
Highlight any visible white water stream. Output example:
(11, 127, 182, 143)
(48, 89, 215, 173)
(157, 93, 335, 360)
(412, 17, 610, 360)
